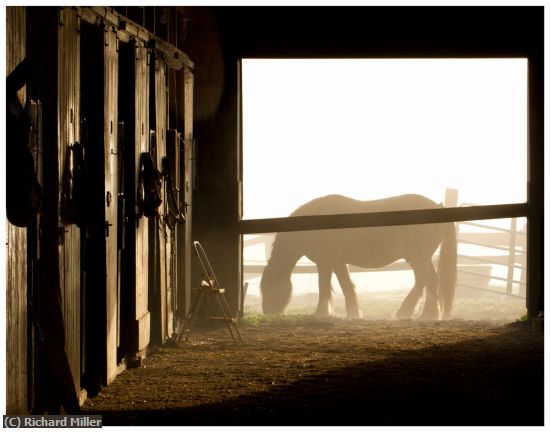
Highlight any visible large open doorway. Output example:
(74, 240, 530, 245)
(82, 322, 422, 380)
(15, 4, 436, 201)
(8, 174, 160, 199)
(240, 58, 528, 321)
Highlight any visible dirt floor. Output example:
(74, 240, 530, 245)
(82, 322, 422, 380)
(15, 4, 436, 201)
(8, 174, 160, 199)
(82, 316, 544, 427)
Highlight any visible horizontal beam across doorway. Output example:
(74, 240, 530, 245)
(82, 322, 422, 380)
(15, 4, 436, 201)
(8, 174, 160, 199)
(238, 203, 528, 235)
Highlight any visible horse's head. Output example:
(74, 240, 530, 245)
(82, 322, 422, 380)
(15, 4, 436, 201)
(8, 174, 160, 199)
(260, 259, 293, 315)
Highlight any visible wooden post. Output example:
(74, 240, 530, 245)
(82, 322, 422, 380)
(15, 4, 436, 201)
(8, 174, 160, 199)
(444, 188, 459, 208)
(154, 57, 169, 342)
(134, 39, 150, 356)
(526, 48, 544, 319)
(104, 25, 119, 385)
(183, 66, 194, 316)
(57, 6, 81, 399)
(519, 223, 527, 298)
(506, 218, 517, 296)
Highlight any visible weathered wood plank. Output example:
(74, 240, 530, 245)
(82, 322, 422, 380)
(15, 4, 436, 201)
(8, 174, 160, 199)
(6, 6, 28, 415)
(183, 66, 194, 315)
(104, 25, 119, 385)
(167, 129, 181, 330)
(134, 40, 150, 352)
(57, 6, 81, 395)
(154, 58, 168, 341)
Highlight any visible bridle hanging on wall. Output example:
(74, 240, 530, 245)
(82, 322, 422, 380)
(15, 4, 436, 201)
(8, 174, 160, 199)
(162, 155, 185, 230)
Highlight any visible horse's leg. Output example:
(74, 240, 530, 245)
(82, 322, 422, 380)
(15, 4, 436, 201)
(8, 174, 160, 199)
(418, 258, 440, 320)
(314, 264, 333, 317)
(334, 263, 362, 319)
(395, 261, 425, 319)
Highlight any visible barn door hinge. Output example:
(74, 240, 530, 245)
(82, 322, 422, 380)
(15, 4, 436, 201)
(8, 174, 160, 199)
(105, 221, 113, 237)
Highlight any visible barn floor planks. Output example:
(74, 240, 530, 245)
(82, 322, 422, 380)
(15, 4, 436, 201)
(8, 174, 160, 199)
(83, 318, 544, 426)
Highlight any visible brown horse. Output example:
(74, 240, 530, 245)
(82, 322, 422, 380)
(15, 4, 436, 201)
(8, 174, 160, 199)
(260, 194, 457, 320)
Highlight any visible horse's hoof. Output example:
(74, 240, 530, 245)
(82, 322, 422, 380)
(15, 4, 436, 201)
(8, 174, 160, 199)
(395, 308, 413, 320)
(347, 310, 363, 320)
(313, 309, 331, 318)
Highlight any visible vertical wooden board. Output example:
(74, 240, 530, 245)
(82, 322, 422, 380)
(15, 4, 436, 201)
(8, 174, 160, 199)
(183, 67, 194, 314)
(6, 227, 27, 414)
(166, 129, 180, 328)
(104, 27, 119, 384)
(6, 6, 28, 414)
(57, 7, 81, 393)
(155, 59, 172, 338)
(134, 40, 150, 351)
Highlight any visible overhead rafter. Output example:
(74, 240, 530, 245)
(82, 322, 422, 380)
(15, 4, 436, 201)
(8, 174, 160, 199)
(78, 6, 194, 71)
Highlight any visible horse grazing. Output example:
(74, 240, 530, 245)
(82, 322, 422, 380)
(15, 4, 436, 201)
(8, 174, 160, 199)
(260, 194, 457, 320)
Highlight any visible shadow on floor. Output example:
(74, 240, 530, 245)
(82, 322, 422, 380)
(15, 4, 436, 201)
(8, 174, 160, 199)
(95, 322, 544, 426)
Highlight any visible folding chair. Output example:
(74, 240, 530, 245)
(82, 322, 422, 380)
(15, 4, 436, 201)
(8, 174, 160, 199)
(180, 241, 243, 344)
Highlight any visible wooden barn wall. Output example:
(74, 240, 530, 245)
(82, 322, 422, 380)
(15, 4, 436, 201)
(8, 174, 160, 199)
(57, 7, 81, 394)
(5, 7, 194, 408)
(134, 40, 151, 354)
(104, 25, 119, 385)
(6, 6, 28, 415)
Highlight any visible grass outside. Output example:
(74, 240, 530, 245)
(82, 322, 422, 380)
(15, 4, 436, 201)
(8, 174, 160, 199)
(243, 287, 526, 325)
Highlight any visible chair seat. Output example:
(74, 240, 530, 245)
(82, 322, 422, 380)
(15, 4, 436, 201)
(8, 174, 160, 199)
(193, 285, 225, 294)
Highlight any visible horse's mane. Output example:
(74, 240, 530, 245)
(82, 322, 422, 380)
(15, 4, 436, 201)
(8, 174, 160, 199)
(291, 194, 437, 216)
(289, 194, 354, 217)
(270, 195, 354, 257)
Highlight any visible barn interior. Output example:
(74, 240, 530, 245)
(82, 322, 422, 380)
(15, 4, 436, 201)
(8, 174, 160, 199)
(5, 5, 544, 425)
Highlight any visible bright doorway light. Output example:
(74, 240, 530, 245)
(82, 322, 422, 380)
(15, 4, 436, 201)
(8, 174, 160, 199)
(241, 58, 528, 220)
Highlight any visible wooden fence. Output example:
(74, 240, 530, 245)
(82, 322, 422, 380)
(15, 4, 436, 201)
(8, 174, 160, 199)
(242, 199, 527, 299)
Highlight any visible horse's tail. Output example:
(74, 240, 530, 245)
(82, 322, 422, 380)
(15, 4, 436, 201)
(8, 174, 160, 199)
(438, 222, 457, 318)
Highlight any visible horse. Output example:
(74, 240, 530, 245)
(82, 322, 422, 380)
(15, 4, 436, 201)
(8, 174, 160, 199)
(260, 194, 457, 320)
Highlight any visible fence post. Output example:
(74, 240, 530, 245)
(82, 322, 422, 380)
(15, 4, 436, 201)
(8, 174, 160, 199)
(519, 224, 527, 298)
(444, 188, 459, 208)
(506, 218, 517, 296)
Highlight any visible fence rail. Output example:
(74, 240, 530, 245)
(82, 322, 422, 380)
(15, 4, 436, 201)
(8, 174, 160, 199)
(243, 192, 527, 299)
(456, 202, 526, 297)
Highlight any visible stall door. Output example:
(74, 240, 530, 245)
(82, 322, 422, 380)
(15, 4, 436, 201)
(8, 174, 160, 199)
(134, 39, 151, 355)
(153, 56, 178, 342)
(104, 25, 119, 384)
(57, 6, 81, 397)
